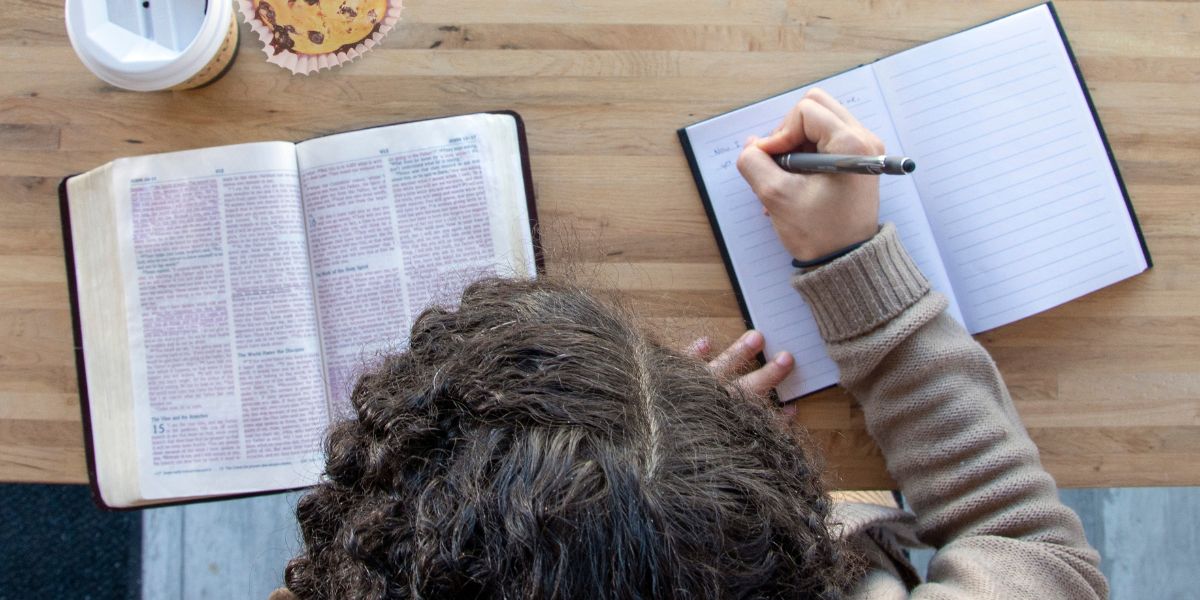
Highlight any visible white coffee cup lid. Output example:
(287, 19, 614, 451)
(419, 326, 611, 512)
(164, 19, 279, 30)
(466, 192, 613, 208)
(65, 0, 233, 91)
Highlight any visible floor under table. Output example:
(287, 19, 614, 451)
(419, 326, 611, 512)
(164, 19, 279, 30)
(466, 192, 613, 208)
(140, 487, 1200, 599)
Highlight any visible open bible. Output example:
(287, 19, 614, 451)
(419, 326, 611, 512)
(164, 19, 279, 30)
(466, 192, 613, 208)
(679, 3, 1150, 401)
(60, 112, 539, 509)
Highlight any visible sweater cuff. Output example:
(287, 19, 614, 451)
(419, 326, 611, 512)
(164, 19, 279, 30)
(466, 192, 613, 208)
(792, 223, 930, 343)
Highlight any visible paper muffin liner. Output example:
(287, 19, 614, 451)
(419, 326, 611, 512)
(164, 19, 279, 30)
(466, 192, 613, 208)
(238, 0, 402, 75)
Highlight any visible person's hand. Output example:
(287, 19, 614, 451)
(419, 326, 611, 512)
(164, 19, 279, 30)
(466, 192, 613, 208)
(687, 330, 794, 394)
(688, 331, 791, 397)
(736, 87, 884, 262)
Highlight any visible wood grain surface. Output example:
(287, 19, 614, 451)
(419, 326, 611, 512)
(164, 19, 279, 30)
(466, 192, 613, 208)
(1, 0, 1196, 488)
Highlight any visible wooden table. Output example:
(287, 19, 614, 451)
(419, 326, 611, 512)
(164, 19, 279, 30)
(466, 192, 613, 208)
(2, 0, 1197, 489)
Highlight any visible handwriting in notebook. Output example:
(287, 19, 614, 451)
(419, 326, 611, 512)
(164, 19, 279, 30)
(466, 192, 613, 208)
(684, 69, 961, 398)
(680, 4, 1148, 399)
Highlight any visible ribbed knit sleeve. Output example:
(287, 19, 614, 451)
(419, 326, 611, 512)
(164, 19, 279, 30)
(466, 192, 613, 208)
(793, 223, 1109, 599)
(796, 224, 929, 343)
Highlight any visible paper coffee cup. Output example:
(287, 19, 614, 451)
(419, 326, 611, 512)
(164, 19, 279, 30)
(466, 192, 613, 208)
(65, 0, 240, 91)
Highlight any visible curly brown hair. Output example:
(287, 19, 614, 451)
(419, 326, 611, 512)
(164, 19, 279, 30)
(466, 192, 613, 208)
(284, 278, 858, 599)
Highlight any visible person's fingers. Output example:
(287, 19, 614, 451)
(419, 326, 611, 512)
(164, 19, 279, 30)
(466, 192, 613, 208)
(734, 351, 794, 396)
(804, 89, 886, 154)
(801, 91, 885, 154)
(755, 98, 848, 155)
(685, 337, 712, 360)
(708, 330, 764, 378)
(737, 142, 802, 206)
(779, 402, 798, 421)
(791, 100, 849, 154)
(754, 101, 811, 155)
(804, 87, 861, 127)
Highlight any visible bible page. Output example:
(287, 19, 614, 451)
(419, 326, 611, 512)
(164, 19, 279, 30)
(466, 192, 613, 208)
(296, 114, 535, 415)
(109, 142, 327, 501)
(682, 68, 961, 400)
(873, 4, 1148, 333)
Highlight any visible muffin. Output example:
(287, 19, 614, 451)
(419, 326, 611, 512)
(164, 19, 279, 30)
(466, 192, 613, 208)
(240, 0, 402, 74)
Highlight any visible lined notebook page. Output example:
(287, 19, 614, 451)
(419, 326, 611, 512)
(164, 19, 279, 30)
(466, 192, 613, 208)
(683, 68, 960, 399)
(874, 4, 1148, 332)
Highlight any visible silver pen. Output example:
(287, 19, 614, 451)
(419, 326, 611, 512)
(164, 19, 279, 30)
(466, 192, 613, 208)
(773, 153, 916, 175)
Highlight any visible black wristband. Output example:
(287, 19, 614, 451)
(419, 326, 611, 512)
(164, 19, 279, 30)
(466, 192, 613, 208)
(790, 239, 869, 270)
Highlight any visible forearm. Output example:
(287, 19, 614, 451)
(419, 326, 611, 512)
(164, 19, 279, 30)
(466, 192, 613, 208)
(793, 223, 1106, 597)
(842, 306, 1080, 545)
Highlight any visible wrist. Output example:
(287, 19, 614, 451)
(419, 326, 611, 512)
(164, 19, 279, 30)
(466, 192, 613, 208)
(782, 216, 879, 262)
(790, 236, 872, 270)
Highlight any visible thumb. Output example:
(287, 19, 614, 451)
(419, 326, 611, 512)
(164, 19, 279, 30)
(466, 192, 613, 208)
(754, 129, 800, 155)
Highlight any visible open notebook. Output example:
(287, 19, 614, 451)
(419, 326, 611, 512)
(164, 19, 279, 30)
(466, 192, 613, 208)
(678, 3, 1150, 400)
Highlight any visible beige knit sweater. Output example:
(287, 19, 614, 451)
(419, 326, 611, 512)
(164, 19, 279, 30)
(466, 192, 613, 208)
(794, 223, 1109, 599)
